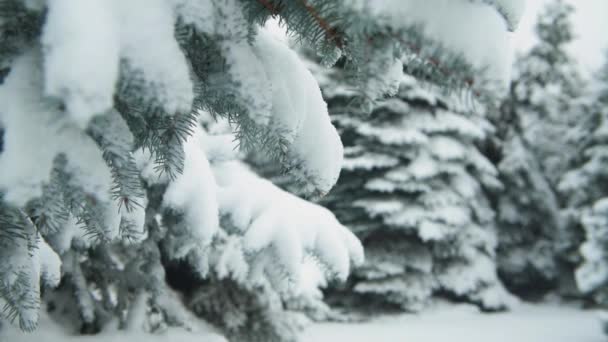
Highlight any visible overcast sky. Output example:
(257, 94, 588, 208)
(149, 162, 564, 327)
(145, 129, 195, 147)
(512, 0, 608, 74)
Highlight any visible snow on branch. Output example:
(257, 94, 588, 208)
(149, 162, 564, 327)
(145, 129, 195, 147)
(249, 0, 520, 99)
(211, 157, 363, 290)
(251, 30, 343, 195)
(472, 0, 526, 31)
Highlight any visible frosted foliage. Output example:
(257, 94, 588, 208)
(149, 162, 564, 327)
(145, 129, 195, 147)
(45, 214, 89, 254)
(494, 2, 586, 297)
(202, 133, 240, 163)
(0, 0, 518, 335)
(212, 160, 363, 288)
(115, 0, 193, 115)
(252, 31, 343, 194)
(0, 51, 62, 205)
(342, 152, 399, 171)
(429, 136, 466, 161)
(134, 149, 169, 186)
(41, 0, 193, 124)
(495, 134, 562, 292)
(251, 32, 302, 140)
(173, 0, 273, 126)
(471, 281, 518, 310)
(223, 41, 272, 125)
(354, 276, 434, 311)
(42, 0, 119, 128)
(163, 128, 220, 256)
(120, 196, 147, 240)
(214, 0, 272, 125)
(576, 199, 608, 294)
(319, 66, 509, 311)
(0, 230, 61, 331)
(38, 238, 62, 288)
(0, 50, 115, 216)
(357, 122, 428, 146)
(0, 237, 39, 330)
(214, 235, 249, 282)
(361, 52, 403, 101)
(346, 0, 515, 84)
(362, 238, 434, 275)
(405, 110, 486, 140)
(352, 238, 435, 311)
(436, 255, 496, 296)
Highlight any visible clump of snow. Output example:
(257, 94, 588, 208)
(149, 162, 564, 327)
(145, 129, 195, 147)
(0, 224, 62, 331)
(115, 0, 193, 115)
(222, 40, 272, 125)
(346, 0, 516, 85)
(39, 237, 62, 288)
(301, 303, 603, 342)
(212, 160, 363, 289)
(0, 49, 115, 220)
(45, 214, 88, 254)
(201, 133, 240, 163)
(42, 0, 119, 128)
(162, 128, 220, 256)
(252, 30, 344, 195)
(211, 0, 274, 125)
(477, 0, 526, 31)
(133, 149, 170, 186)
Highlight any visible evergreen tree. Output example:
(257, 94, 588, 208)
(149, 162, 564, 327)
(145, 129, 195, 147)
(0, 0, 521, 337)
(318, 65, 514, 312)
(560, 52, 608, 306)
(509, 0, 585, 188)
(490, 102, 563, 296)
(490, 0, 586, 297)
(511, 0, 584, 186)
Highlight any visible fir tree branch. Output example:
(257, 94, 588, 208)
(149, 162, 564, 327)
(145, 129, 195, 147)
(297, 0, 343, 48)
(87, 111, 144, 213)
(250, 0, 494, 101)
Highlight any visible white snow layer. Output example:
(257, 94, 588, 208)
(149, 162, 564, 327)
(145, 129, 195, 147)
(0, 308, 227, 342)
(42, 0, 120, 128)
(211, 159, 363, 287)
(41, 0, 194, 126)
(2, 303, 601, 342)
(162, 128, 220, 256)
(0, 232, 62, 330)
(115, 0, 193, 115)
(478, 0, 526, 31)
(301, 303, 604, 342)
(252, 30, 344, 195)
(0, 49, 115, 216)
(347, 0, 519, 84)
(38, 237, 62, 288)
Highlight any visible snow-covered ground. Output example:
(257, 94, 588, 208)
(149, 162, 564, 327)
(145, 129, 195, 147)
(301, 303, 604, 342)
(2, 303, 602, 342)
(0, 310, 227, 342)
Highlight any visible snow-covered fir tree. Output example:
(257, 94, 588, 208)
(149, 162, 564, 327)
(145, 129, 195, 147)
(559, 52, 608, 306)
(489, 88, 564, 297)
(490, 0, 588, 298)
(0, 0, 522, 339)
(317, 62, 515, 312)
(508, 0, 585, 186)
